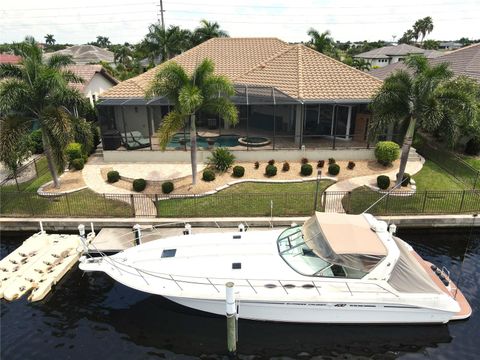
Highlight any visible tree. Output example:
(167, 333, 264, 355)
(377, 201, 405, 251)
(423, 39, 439, 50)
(398, 29, 415, 44)
(0, 115, 32, 177)
(145, 24, 192, 62)
(307, 28, 336, 56)
(44, 34, 55, 46)
(94, 36, 111, 48)
(147, 59, 238, 184)
(0, 37, 85, 188)
(416, 17, 434, 44)
(114, 43, 133, 66)
(369, 55, 477, 186)
(192, 20, 228, 45)
(351, 58, 371, 71)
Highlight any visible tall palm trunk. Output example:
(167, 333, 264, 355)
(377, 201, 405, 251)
(41, 128, 60, 188)
(190, 114, 197, 185)
(396, 117, 416, 186)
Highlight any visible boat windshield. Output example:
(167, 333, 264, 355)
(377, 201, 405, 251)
(277, 226, 367, 278)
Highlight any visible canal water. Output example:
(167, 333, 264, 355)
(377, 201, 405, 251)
(1, 227, 479, 359)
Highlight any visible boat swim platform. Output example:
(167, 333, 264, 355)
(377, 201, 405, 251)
(0, 231, 94, 302)
(91, 226, 276, 252)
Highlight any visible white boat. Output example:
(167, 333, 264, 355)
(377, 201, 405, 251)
(79, 213, 471, 324)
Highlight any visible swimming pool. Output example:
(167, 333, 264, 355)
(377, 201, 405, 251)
(167, 134, 240, 148)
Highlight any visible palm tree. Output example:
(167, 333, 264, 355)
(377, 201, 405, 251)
(192, 20, 228, 45)
(369, 55, 477, 186)
(114, 43, 133, 66)
(0, 37, 85, 188)
(418, 17, 434, 44)
(307, 28, 337, 57)
(95, 36, 111, 48)
(398, 29, 415, 45)
(145, 24, 192, 62)
(147, 59, 238, 185)
(44, 34, 55, 46)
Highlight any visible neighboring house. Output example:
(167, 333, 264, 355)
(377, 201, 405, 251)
(67, 65, 118, 106)
(97, 37, 383, 162)
(369, 42, 480, 83)
(438, 42, 463, 51)
(44, 45, 114, 65)
(354, 44, 442, 68)
(0, 54, 22, 64)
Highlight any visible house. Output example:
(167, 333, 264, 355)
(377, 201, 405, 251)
(66, 65, 118, 106)
(0, 54, 22, 64)
(97, 37, 383, 162)
(438, 42, 463, 51)
(354, 44, 442, 68)
(369, 42, 480, 83)
(44, 45, 114, 65)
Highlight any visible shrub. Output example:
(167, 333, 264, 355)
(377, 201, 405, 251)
(465, 137, 480, 155)
(282, 161, 290, 172)
(301, 157, 308, 164)
(347, 161, 356, 170)
(208, 147, 235, 172)
(133, 178, 147, 192)
(328, 163, 340, 175)
(107, 170, 120, 183)
(396, 172, 411, 186)
(254, 161, 260, 169)
(90, 122, 101, 152)
(232, 165, 245, 177)
(71, 158, 84, 170)
(317, 160, 325, 168)
(328, 158, 336, 165)
(65, 142, 83, 163)
(30, 130, 44, 154)
(202, 169, 216, 182)
(375, 141, 400, 166)
(377, 175, 390, 190)
(265, 164, 277, 177)
(162, 181, 174, 194)
(268, 159, 275, 166)
(301, 163, 313, 176)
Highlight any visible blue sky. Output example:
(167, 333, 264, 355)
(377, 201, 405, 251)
(1, 0, 478, 44)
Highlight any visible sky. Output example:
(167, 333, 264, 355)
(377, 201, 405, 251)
(1, 0, 479, 45)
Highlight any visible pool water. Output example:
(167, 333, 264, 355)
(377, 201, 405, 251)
(167, 134, 239, 148)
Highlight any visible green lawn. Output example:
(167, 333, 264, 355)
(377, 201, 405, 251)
(412, 160, 466, 191)
(1, 157, 52, 192)
(157, 180, 335, 217)
(461, 155, 480, 171)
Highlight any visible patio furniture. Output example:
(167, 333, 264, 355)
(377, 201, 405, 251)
(102, 130, 122, 150)
(122, 131, 151, 150)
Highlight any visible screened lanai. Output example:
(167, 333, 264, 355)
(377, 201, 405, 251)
(97, 84, 372, 151)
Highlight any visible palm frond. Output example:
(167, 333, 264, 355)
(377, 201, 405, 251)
(47, 54, 74, 69)
(405, 55, 429, 75)
(202, 75, 235, 98)
(203, 97, 239, 125)
(178, 85, 203, 114)
(0, 78, 32, 114)
(0, 114, 32, 172)
(61, 69, 84, 84)
(192, 58, 214, 87)
(0, 63, 23, 80)
(146, 62, 189, 101)
(40, 107, 73, 169)
(157, 110, 186, 150)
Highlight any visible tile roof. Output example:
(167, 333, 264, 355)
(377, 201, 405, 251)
(355, 44, 441, 59)
(369, 43, 480, 83)
(65, 65, 118, 92)
(101, 37, 382, 101)
(44, 45, 114, 65)
(0, 54, 22, 64)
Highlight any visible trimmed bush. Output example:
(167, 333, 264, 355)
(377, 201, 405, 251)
(162, 181, 174, 194)
(375, 141, 400, 166)
(268, 159, 275, 166)
(377, 175, 390, 190)
(265, 164, 277, 177)
(71, 158, 84, 170)
(301, 157, 308, 164)
(65, 142, 83, 163)
(300, 163, 313, 176)
(328, 158, 336, 165)
(90, 122, 100, 154)
(232, 165, 245, 177)
(465, 137, 480, 156)
(133, 178, 147, 192)
(254, 161, 260, 169)
(208, 147, 235, 172)
(30, 129, 44, 154)
(328, 163, 340, 175)
(107, 170, 120, 183)
(282, 161, 290, 172)
(396, 172, 411, 186)
(347, 161, 355, 170)
(317, 160, 325, 168)
(202, 169, 216, 182)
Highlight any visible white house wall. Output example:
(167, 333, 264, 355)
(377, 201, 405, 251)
(84, 73, 116, 106)
(114, 106, 149, 137)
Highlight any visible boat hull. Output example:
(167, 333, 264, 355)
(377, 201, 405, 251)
(166, 296, 454, 324)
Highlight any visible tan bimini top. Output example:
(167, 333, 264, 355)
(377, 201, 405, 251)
(302, 213, 387, 272)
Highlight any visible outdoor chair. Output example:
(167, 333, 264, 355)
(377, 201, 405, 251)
(121, 131, 151, 150)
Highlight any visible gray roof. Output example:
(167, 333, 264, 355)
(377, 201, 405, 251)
(355, 44, 441, 59)
(44, 45, 114, 65)
(368, 43, 480, 83)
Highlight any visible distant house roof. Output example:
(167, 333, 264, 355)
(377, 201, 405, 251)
(354, 44, 442, 59)
(369, 43, 480, 83)
(0, 54, 22, 64)
(65, 65, 118, 92)
(44, 45, 114, 65)
(101, 37, 382, 102)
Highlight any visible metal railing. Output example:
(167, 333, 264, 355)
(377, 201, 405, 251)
(0, 156, 48, 190)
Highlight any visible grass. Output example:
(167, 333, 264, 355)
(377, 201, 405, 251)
(1, 157, 52, 192)
(461, 155, 480, 171)
(412, 160, 466, 191)
(157, 180, 335, 217)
